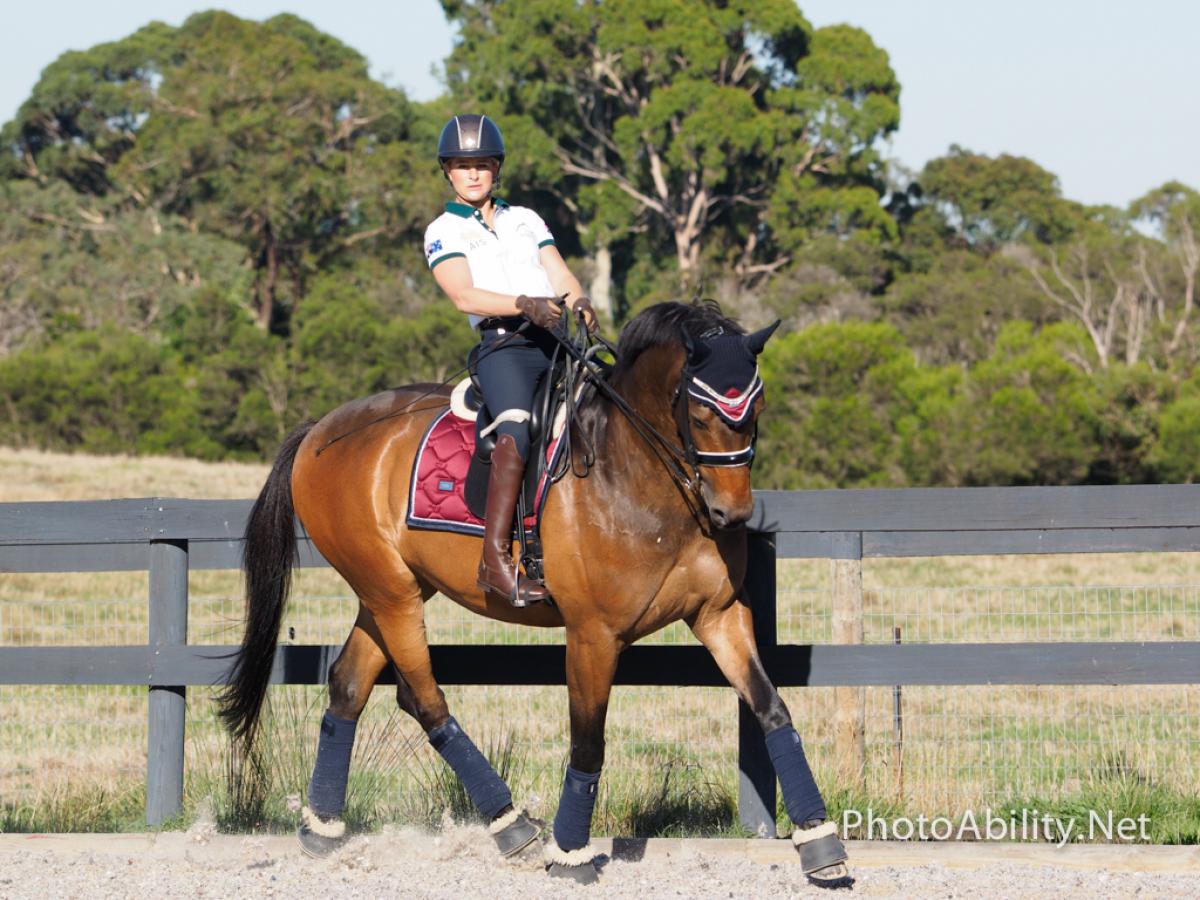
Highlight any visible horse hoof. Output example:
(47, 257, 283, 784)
(546, 861, 600, 885)
(544, 838, 599, 884)
(793, 821, 851, 887)
(806, 861, 852, 888)
(489, 808, 541, 857)
(297, 806, 348, 859)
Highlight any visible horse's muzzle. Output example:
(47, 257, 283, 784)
(701, 481, 754, 530)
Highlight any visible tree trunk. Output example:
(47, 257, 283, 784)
(675, 229, 700, 286)
(256, 225, 278, 330)
(589, 243, 613, 319)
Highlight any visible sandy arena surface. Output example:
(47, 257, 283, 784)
(0, 827, 1198, 899)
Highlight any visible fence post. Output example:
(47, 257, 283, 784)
(831, 532, 865, 790)
(147, 538, 188, 826)
(738, 530, 777, 837)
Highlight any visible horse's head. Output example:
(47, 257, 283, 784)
(678, 320, 780, 529)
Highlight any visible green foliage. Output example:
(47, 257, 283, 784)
(953, 322, 1100, 485)
(289, 275, 477, 421)
(0, 21, 176, 192)
(757, 321, 915, 488)
(0, 180, 249, 354)
(880, 249, 1051, 364)
(753, 320, 1121, 490)
(1148, 371, 1200, 483)
(0, 328, 202, 454)
(918, 145, 1083, 249)
(442, 0, 897, 309)
(6, 11, 437, 332)
(2, 8, 1200, 487)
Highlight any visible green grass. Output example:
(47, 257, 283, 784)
(0, 782, 145, 833)
(992, 772, 1200, 844)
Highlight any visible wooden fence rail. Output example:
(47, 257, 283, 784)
(2, 487, 1199, 831)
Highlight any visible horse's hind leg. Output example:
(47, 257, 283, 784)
(366, 585, 540, 857)
(688, 597, 851, 886)
(297, 606, 389, 857)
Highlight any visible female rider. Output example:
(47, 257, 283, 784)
(424, 114, 595, 607)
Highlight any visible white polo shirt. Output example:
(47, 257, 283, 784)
(423, 198, 558, 328)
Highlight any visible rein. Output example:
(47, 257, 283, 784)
(313, 311, 757, 508)
(547, 314, 755, 499)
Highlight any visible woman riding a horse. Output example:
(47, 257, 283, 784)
(218, 115, 850, 887)
(424, 113, 596, 607)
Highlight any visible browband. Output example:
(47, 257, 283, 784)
(687, 368, 763, 427)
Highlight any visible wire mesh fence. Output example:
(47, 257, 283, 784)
(2, 557, 1198, 830)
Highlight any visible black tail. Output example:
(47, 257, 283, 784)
(217, 420, 316, 747)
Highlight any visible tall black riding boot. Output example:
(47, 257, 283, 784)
(476, 434, 550, 607)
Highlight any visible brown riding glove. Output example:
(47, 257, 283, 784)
(515, 294, 563, 330)
(571, 295, 599, 334)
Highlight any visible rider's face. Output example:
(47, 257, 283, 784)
(444, 157, 499, 205)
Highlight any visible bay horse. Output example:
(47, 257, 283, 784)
(218, 301, 849, 885)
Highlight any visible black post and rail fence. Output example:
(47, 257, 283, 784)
(2, 487, 1199, 830)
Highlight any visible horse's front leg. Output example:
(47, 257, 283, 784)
(689, 597, 851, 886)
(544, 629, 621, 884)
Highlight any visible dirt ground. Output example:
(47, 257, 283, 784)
(1, 829, 1197, 899)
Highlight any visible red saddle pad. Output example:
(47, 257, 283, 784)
(406, 408, 561, 537)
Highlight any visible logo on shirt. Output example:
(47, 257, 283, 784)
(425, 239, 443, 258)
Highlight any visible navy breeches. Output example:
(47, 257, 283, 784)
(473, 323, 557, 459)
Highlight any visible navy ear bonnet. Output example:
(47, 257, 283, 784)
(685, 321, 780, 426)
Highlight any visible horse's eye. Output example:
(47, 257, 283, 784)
(691, 415, 709, 431)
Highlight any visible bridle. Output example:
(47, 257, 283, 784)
(550, 315, 759, 501)
(672, 361, 759, 473)
(312, 311, 760, 508)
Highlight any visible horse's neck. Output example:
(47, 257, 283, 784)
(583, 345, 698, 533)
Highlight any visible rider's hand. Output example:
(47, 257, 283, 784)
(515, 294, 563, 330)
(571, 295, 599, 335)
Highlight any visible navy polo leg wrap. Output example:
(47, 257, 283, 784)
(428, 717, 512, 820)
(307, 711, 358, 818)
(552, 766, 601, 850)
(765, 725, 827, 825)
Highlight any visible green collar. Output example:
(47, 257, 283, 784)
(444, 197, 508, 218)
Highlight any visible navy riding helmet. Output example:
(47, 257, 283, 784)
(437, 114, 506, 165)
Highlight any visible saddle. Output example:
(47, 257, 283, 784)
(408, 354, 583, 586)
(454, 355, 566, 521)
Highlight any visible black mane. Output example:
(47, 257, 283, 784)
(611, 300, 743, 380)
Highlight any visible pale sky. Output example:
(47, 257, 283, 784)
(3, 1, 1196, 209)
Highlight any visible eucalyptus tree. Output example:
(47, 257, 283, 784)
(3, 12, 438, 332)
(441, 0, 899, 313)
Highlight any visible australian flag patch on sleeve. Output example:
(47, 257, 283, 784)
(425, 239, 443, 259)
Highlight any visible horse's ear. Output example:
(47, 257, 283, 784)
(744, 320, 781, 356)
(683, 329, 712, 367)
